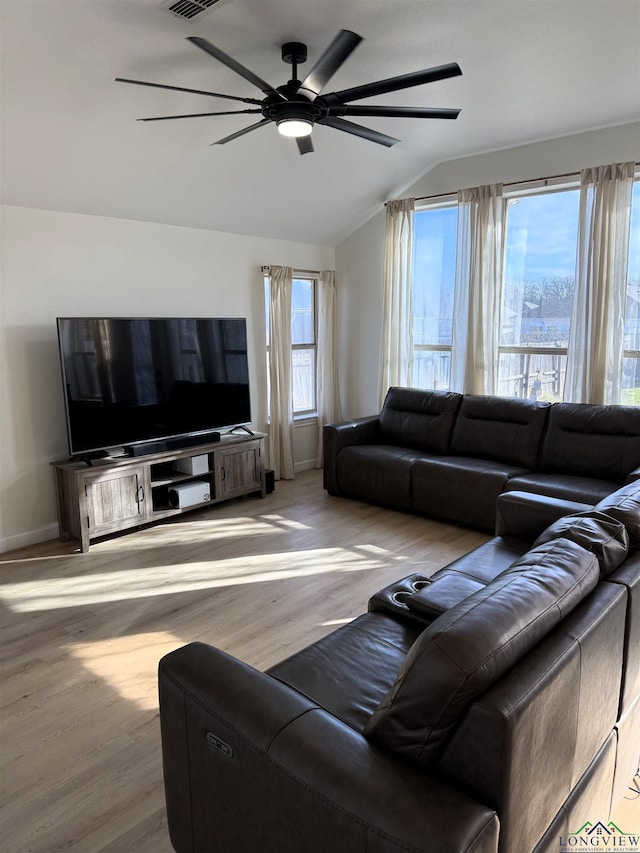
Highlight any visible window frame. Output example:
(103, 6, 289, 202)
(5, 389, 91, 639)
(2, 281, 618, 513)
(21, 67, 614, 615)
(290, 274, 318, 418)
(412, 196, 457, 391)
(264, 270, 319, 420)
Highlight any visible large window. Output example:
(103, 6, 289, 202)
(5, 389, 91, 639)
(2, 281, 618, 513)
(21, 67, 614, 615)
(291, 277, 317, 415)
(264, 273, 318, 417)
(411, 177, 640, 403)
(623, 180, 640, 404)
(498, 188, 579, 401)
(412, 204, 457, 390)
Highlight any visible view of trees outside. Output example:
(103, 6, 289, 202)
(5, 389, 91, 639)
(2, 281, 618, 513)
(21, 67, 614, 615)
(412, 180, 640, 402)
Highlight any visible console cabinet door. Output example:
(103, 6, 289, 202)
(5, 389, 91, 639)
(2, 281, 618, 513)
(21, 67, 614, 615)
(215, 441, 263, 500)
(83, 466, 149, 537)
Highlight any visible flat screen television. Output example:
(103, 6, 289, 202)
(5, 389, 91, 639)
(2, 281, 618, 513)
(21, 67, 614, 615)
(56, 317, 252, 457)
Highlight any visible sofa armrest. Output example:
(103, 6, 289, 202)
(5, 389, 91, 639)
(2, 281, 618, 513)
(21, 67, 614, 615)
(495, 490, 593, 541)
(626, 466, 640, 483)
(159, 642, 498, 853)
(323, 416, 380, 494)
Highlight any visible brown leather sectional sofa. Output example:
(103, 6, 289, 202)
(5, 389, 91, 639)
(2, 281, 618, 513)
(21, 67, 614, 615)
(158, 389, 640, 852)
(158, 478, 640, 852)
(323, 387, 640, 530)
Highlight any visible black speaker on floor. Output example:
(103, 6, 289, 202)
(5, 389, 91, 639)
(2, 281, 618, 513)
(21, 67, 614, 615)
(265, 468, 275, 494)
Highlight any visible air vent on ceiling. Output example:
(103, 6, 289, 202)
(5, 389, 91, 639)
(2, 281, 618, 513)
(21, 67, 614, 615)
(163, 0, 221, 20)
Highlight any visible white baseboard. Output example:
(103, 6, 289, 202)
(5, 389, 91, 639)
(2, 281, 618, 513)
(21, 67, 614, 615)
(0, 523, 59, 555)
(294, 459, 319, 474)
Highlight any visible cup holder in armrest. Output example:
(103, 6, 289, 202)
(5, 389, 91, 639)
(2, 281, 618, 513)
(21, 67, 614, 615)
(405, 572, 486, 620)
(367, 574, 433, 624)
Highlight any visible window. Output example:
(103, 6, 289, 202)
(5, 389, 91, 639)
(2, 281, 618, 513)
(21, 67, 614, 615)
(412, 204, 457, 389)
(264, 272, 318, 417)
(498, 188, 580, 402)
(623, 180, 640, 404)
(291, 277, 317, 415)
(411, 176, 640, 404)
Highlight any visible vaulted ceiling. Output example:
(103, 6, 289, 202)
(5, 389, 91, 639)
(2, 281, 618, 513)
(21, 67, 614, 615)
(1, 0, 639, 245)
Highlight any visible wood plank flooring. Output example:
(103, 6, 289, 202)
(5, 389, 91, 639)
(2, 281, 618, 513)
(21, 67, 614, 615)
(1, 469, 637, 851)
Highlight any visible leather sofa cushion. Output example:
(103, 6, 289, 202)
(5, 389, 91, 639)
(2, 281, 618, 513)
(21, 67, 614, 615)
(533, 511, 629, 577)
(540, 403, 640, 481)
(364, 537, 600, 766)
(411, 455, 528, 531)
(336, 445, 425, 509)
(594, 479, 640, 550)
(449, 394, 550, 469)
(428, 536, 529, 585)
(505, 472, 619, 505)
(267, 613, 422, 733)
(378, 387, 462, 454)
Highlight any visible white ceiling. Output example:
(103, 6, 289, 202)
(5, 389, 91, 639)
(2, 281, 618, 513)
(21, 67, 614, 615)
(1, 0, 639, 245)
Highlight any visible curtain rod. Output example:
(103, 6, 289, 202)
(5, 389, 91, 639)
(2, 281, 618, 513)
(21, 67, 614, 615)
(386, 162, 640, 206)
(261, 265, 320, 276)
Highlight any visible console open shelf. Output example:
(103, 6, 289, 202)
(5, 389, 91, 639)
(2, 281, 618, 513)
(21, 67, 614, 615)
(52, 433, 266, 552)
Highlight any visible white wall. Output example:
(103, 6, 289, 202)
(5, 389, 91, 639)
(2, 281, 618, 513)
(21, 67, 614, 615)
(335, 121, 640, 419)
(0, 206, 333, 552)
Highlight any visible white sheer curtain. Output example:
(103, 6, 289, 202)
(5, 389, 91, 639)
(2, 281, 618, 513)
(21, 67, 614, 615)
(565, 162, 635, 404)
(379, 198, 415, 406)
(267, 265, 295, 480)
(450, 183, 505, 395)
(315, 269, 340, 467)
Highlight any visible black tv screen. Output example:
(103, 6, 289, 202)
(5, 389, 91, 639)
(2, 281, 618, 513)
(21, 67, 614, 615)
(56, 317, 251, 456)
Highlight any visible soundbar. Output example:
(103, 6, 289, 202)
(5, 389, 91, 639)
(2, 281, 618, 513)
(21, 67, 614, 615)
(127, 432, 221, 457)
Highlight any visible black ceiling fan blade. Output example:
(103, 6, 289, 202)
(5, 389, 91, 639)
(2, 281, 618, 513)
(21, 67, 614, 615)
(318, 116, 399, 147)
(296, 135, 314, 155)
(328, 105, 461, 120)
(325, 62, 462, 104)
(212, 118, 272, 146)
(297, 30, 363, 101)
(115, 77, 263, 105)
(187, 37, 285, 100)
(139, 109, 263, 122)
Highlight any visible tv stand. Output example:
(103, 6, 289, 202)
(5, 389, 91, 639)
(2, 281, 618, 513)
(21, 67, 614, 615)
(52, 433, 266, 552)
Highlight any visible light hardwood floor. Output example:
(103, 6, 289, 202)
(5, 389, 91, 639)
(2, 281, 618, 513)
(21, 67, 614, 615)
(1, 469, 638, 851)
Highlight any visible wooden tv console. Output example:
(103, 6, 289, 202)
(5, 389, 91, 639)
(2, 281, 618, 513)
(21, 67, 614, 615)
(51, 433, 266, 552)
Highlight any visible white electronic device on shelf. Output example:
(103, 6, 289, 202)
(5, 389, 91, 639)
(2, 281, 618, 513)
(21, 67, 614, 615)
(168, 481, 210, 508)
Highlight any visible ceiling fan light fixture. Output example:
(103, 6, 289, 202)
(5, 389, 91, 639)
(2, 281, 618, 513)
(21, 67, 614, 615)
(277, 118, 313, 138)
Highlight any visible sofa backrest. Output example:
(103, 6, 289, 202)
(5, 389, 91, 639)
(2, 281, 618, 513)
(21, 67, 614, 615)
(541, 402, 640, 481)
(378, 387, 462, 454)
(439, 581, 627, 853)
(364, 535, 606, 766)
(449, 394, 550, 469)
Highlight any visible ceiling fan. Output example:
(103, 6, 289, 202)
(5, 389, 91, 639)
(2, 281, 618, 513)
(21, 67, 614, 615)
(116, 30, 462, 154)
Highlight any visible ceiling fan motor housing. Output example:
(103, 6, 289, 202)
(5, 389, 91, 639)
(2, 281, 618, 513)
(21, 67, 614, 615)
(281, 42, 308, 66)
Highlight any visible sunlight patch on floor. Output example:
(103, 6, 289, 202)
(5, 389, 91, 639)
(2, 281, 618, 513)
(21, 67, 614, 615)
(91, 514, 300, 552)
(1, 545, 413, 612)
(66, 631, 184, 711)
